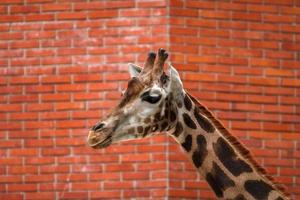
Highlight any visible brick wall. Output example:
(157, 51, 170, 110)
(0, 0, 299, 199)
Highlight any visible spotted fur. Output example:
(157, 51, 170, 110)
(181, 134, 192, 152)
(205, 162, 235, 198)
(192, 135, 208, 168)
(244, 180, 273, 199)
(182, 113, 197, 129)
(213, 137, 253, 176)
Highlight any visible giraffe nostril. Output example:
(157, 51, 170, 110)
(92, 123, 105, 131)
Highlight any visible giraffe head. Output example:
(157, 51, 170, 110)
(87, 49, 184, 149)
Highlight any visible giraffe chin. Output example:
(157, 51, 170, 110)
(87, 131, 112, 149)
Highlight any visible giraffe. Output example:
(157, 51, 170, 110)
(87, 49, 289, 200)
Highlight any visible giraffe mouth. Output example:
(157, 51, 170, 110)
(87, 130, 112, 149)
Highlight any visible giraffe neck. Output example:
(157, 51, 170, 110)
(168, 91, 288, 200)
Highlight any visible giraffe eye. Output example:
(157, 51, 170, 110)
(141, 91, 161, 104)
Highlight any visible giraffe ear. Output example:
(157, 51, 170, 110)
(128, 63, 142, 78)
(168, 63, 183, 98)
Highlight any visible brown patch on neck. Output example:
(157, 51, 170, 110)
(186, 92, 289, 198)
(118, 77, 144, 108)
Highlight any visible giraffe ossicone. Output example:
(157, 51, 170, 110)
(87, 48, 289, 200)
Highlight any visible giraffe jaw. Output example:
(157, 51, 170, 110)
(87, 130, 112, 149)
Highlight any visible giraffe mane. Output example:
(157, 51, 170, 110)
(186, 92, 290, 198)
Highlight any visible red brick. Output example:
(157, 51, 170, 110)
(282, 79, 300, 87)
(249, 77, 279, 86)
(0, 194, 23, 200)
(56, 84, 86, 92)
(8, 166, 38, 174)
(73, 2, 105, 10)
(41, 3, 71, 12)
(233, 12, 261, 21)
(25, 31, 55, 39)
(9, 77, 37, 85)
(233, 103, 262, 112)
(40, 111, 68, 120)
(25, 192, 55, 200)
(170, 8, 199, 17)
(56, 137, 85, 146)
(0, 158, 22, 165)
(124, 190, 150, 198)
(88, 82, 118, 91)
(72, 182, 100, 191)
(265, 50, 294, 59)
(25, 103, 53, 112)
(264, 14, 294, 23)
(249, 23, 279, 32)
(0, 32, 23, 40)
(187, 55, 216, 64)
(58, 192, 89, 199)
(201, 10, 231, 19)
(26, 13, 54, 21)
(41, 94, 70, 102)
(120, 9, 151, 18)
(264, 32, 293, 41)
(8, 184, 37, 192)
(55, 102, 85, 111)
(264, 105, 294, 114)
(40, 129, 68, 138)
(57, 48, 86, 56)
(41, 40, 71, 49)
(57, 173, 86, 182)
(0, 122, 21, 130)
(89, 173, 120, 181)
(73, 93, 103, 101)
(43, 21, 72, 30)
(88, 155, 119, 163)
(9, 94, 38, 103)
(281, 96, 300, 105)
(104, 181, 133, 189)
(25, 157, 54, 165)
(9, 130, 38, 139)
(136, 180, 166, 188)
(137, 163, 166, 171)
(122, 172, 149, 180)
(280, 6, 300, 14)
(57, 12, 86, 20)
(121, 154, 151, 162)
(219, 21, 247, 30)
(0, 104, 22, 112)
(282, 61, 300, 69)
(74, 74, 102, 82)
(40, 165, 69, 174)
(10, 5, 40, 14)
(42, 148, 70, 157)
(0, 140, 21, 148)
(41, 75, 71, 84)
(218, 39, 247, 48)
(282, 42, 300, 51)
(25, 139, 53, 147)
(90, 191, 120, 199)
(0, 15, 23, 22)
(57, 156, 87, 164)
(248, 4, 277, 13)
(40, 183, 68, 192)
(266, 68, 294, 77)
(104, 163, 134, 172)
(88, 10, 118, 19)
